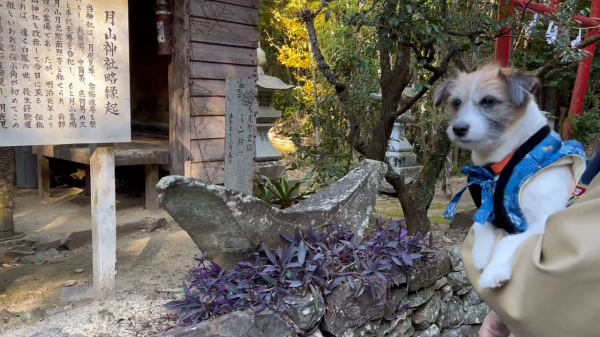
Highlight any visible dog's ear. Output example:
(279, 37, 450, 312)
(499, 68, 540, 107)
(434, 78, 453, 107)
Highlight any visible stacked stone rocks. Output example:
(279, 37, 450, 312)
(156, 244, 490, 337)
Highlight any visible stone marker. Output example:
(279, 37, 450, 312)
(157, 159, 387, 267)
(224, 77, 258, 196)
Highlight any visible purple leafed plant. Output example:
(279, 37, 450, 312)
(164, 217, 428, 326)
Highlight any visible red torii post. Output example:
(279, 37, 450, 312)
(495, 0, 600, 139)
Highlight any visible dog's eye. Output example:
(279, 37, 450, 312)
(480, 97, 496, 106)
(452, 99, 461, 108)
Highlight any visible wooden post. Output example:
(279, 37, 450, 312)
(37, 155, 50, 198)
(224, 77, 257, 195)
(90, 144, 117, 301)
(145, 164, 160, 211)
(0, 147, 15, 239)
(564, 0, 600, 138)
(168, 0, 191, 177)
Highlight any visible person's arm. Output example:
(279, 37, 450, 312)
(480, 311, 510, 337)
(461, 174, 600, 337)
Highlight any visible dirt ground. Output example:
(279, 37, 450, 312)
(0, 189, 201, 337)
(0, 177, 473, 337)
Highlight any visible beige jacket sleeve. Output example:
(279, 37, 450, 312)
(462, 175, 600, 337)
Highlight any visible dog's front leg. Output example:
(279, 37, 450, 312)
(478, 228, 539, 289)
(472, 221, 497, 270)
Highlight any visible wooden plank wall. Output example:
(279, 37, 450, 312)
(188, 0, 259, 184)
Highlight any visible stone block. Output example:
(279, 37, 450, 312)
(157, 159, 387, 267)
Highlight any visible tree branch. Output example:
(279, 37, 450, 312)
(300, 1, 367, 154)
(394, 48, 458, 119)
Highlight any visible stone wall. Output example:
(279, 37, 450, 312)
(315, 244, 488, 337)
(156, 244, 489, 337)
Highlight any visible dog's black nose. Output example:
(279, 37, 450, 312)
(452, 124, 469, 137)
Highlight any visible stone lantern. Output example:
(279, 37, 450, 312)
(369, 89, 422, 194)
(255, 44, 294, 179)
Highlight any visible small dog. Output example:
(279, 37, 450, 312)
(434, 64, 587, 289)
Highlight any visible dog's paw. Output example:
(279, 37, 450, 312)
(471, 242, 493, 271)
(479, 260, 512, 289)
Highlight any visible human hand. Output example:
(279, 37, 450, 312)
(480, 311, 511, 337)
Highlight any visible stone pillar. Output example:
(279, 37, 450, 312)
(255, 44, 294, 180)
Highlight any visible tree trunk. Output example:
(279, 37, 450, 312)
(0, 147, 15, 239)
(403, 199, 431, 234)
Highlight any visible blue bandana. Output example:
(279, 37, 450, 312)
(444, 165, 497, 225)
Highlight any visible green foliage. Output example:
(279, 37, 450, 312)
(570, 95, 600, 150)
(253, 171, 314, 209)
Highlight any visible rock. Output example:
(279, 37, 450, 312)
(441, 325, 481, 337)
(64, 280, 77, 287)
(383, 286, 407, 318)
(157, 159, 387, 267)
(433, 277, 447, 290)
(0, 234, 35, 263)
(0, 309, 14, 323)
(98, 309, 115, 325)
(446, 298, 465, 326)
(153, 310, 295, 337)
(449, 209, 476, 229)
(431, 229, 446, 242)
(350, 320, 380, 337)
(408, 286, 436, 308)
(436, 301, 448, 329)
(138, 217, 167, 231)
(320, 281, 385, 336)
(446, 271, 470, 291)
(24, 308, 46, 322)
(460, 288, 482, 307)
(33, 234, 63, 252)
(61, 285, 92, 302)
(456, 286, 471, 296)
(381, 315, 414, 337)
(306, 328, 324, 337)
(408, 251, 452, 292)
(447, 245, 464, 271)
(20, 249, 65, 265)
(412, 293, 441, 330)
(74, 268, 84, 273)
(462, 302, 490, 325)
(440, 285, 453, 302)
(283, 292, 325, 331)
(417, 324, 441, 337)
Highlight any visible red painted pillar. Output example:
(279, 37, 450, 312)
(564, 0, 600, 139)
(495, 0, 514, 67)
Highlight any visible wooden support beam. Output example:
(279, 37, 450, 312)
(90, 143, 117, 302)
(37, 155, 50, 199)
(145, 164, 160, 211)
(169, 0, 192, 177)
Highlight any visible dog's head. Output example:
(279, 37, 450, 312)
(433, 64, 540, 151)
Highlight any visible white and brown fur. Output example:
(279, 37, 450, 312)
(434, 64, 578, 289)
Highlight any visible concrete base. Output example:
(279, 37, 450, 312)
(379, 166, 422, 194)
(255, 160, 287, 180)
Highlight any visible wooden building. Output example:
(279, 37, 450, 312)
(33, 0, 261, 208)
